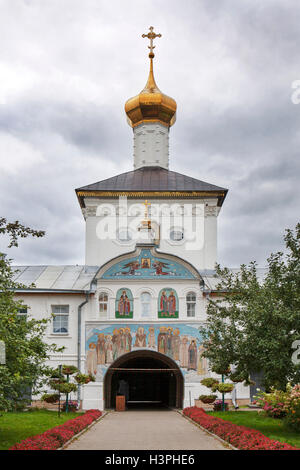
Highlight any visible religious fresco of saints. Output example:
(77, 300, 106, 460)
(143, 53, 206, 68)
(105, 335, 113, 364)
(152, 260, 170, 275)
(96, 333, 106, 365)
(141, 258, 151, 269)
(86, 342, 97, 376)
(172, 328, 181, 361)
(157, 326, 167, 354)
(134, 326, 147, 348)
(188, 340, 198, 371)
(166, 327, 174, 359)
(115, 288, 133, 318)
(124, 327, 132, 353)
(197, 344, 208, 375)
(112, 328, 120, 361)
(179, 336, 189, 368)
(158, 288, 179, 318)
(147, 326, 156, 349)
(121, 261, 140, 275)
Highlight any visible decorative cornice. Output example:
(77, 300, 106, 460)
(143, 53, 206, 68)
(204, 205, 219, 217)
(77, 191, 225, 198)
(82, 207, 97, 217)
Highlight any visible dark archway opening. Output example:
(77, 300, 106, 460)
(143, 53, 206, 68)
(104, 350, 183, 409)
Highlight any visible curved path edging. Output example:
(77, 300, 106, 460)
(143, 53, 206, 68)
(178, 410, 238, 451)
(59, 411, 109, 450)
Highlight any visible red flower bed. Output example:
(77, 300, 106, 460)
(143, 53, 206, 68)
(183, 407, 299, 450)
(9, 409, 102, 450)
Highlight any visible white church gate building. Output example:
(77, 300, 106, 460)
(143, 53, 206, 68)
(12, 28, 252, 410)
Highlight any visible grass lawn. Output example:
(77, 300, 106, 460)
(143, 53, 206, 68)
(0, 409, 82, 450)
(208, 411, 300, 449)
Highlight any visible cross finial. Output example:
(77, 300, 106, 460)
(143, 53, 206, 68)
(144, 200, 151, 219)
(142, 26, 162, 56)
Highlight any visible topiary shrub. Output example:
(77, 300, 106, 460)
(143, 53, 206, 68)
(199, 394, 217, 404)
(216, 383, 234, 394)
(61, 365, 78, 375)
(41, 393, 60, 404)
(200, 378, 219, 389)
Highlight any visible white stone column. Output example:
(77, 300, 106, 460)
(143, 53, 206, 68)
(133, 122, 169, 169)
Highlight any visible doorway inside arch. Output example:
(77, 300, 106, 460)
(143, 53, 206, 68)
(104, 350, 184, 409)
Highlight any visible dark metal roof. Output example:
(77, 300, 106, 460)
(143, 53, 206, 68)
(76, 167, 228, 206)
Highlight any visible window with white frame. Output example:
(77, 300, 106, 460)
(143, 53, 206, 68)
(99, 292, 108, 316)
(52, 305, 69, 334)
(141, 292, 151, 318)
(186, 292, 196, 317)
(170, 228, 184, 241)
(17, 306, 28, 322)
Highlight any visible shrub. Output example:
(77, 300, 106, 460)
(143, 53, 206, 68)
(213, 400, 229, 411)
(61, 400, 78, 412)
(216, 383, 234, 394)
(61, 365, 78, 375)
(183, 407, 299, 450)
(283, 384, 300, 431)
(228, 371, 248, 383)
(198, 395, 217, 404)
(254, 388, 288, 419)
(75, 373, 95, 384)
(52, 382, 78, 394)
(41, 393, 60, 404)
(200, 378, 219, 389)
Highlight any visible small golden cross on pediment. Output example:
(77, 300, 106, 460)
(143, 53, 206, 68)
(142, 26, 162, 54)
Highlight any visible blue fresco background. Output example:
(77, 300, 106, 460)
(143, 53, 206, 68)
(102, 248, 196, 279)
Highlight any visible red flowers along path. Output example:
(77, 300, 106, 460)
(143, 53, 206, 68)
(183, 407, 299, 450)
(9, 407, 299, 450)
(9, 410, 102, 450)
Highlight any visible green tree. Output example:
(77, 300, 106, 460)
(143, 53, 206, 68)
(200, 223, 300, 391)
(0, 218, 62, 411)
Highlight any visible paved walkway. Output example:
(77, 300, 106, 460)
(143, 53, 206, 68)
(66, 409, 227, 450)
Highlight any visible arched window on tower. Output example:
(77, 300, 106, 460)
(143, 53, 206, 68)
(99, 292, 108, 317)
(141, 292, 151, 318)
(186, 292, 196, 317)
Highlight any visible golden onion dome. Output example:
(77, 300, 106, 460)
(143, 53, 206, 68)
(125, 28, 177, 128)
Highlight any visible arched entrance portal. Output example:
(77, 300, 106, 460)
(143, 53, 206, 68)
(104, 350, 184, 409)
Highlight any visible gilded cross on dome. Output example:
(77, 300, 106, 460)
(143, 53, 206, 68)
(142, 26, 161, 55)
(144, 200, 151, 219)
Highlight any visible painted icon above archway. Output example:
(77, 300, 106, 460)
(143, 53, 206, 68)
(158, 288, 178, 318)
(102, 248, 196, 280)
(115, 288, 133, 319)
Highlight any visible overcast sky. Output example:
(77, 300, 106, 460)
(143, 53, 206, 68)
(0, 0, 299, 268)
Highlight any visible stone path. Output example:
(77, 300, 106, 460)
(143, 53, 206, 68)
(66, 409, 227, 450)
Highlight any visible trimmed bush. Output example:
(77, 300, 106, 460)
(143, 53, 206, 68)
(199, 395, 217, 404)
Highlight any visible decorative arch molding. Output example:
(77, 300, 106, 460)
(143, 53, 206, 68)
(135, 286, 156, 297)
(96, 286, 114, 298)
(179, 286, 201, 298)
(95, 246, 201, 281)
(103, 349, 184, 409)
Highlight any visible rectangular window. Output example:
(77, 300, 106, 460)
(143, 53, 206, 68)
(187, 302, 195, 317)
(17, 307, 28, 322)
(52, 305, 69, 334)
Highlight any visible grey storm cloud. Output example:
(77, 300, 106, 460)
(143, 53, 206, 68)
(0, 0, 299, 267)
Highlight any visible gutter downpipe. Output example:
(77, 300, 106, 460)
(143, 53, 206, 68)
(77, 292, 89, 407)
(77, 274, 97, 407)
